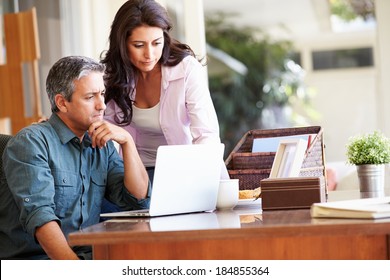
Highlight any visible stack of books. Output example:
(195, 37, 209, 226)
(310, 196, 390, 219)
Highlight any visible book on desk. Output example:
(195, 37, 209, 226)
(310, 196, 390, 219)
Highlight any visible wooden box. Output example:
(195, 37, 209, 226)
(260, 176, 326, 210)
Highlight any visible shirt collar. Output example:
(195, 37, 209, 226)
(48, 113, 92, 146)
(161, 59, 186, 90)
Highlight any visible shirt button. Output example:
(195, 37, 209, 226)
(24, 198, 30, 202)
(62, 178, 67, 183)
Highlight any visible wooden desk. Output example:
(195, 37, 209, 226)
(69, 192, 390, 260)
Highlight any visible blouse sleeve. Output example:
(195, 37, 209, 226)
(184, 57, 221, 144)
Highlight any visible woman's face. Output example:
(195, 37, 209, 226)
(127, 25, 164, 73)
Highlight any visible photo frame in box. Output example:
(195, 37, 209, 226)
(269, 138, 308, 178)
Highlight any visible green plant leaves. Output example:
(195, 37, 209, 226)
(346, 131, 390, 165)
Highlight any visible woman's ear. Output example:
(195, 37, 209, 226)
(55, 94, 68, 113)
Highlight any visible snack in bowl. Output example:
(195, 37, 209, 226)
(240, 214, 263, 224)
(239, 187, 261, 200)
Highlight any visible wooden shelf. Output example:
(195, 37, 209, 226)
(0, 7, 42, 134)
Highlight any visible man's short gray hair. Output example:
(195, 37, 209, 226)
(46, 56, 106, 112)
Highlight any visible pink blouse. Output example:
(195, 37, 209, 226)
(104, 56, 229, 178)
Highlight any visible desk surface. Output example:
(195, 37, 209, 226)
(68, 189, 390, 259)
(70, 207, 390, 242)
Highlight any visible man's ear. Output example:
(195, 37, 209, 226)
(55, 94, 68, 113)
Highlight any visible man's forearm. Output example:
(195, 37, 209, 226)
(121, 140, 149, 199)
(35, 220, 79, 260)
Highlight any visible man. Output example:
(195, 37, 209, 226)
(0, 56, 151, 259)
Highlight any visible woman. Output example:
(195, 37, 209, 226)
(101, 0, 229, 182)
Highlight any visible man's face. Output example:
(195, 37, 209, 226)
(58, 71, 106, 137)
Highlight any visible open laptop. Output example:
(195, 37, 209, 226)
(100, 143, 224, 218)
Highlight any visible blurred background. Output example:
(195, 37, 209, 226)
(1, 0, 389, 165)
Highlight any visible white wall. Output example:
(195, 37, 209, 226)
(60, 0, 126, 60)
(295, 30, 377, 162)
(376, 0, 390, 137)
(292, 0, 390, 163)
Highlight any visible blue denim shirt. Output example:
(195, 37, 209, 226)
(0, 114, 150, 259)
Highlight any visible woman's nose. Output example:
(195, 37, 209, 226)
(144, 46, 152, 58)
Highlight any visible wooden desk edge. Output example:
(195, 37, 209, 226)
(69, 221, 390, 247)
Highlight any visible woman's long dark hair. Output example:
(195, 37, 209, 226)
(100, 0, 196, 125)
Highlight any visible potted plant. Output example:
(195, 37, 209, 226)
(346, 130, 390, 194)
